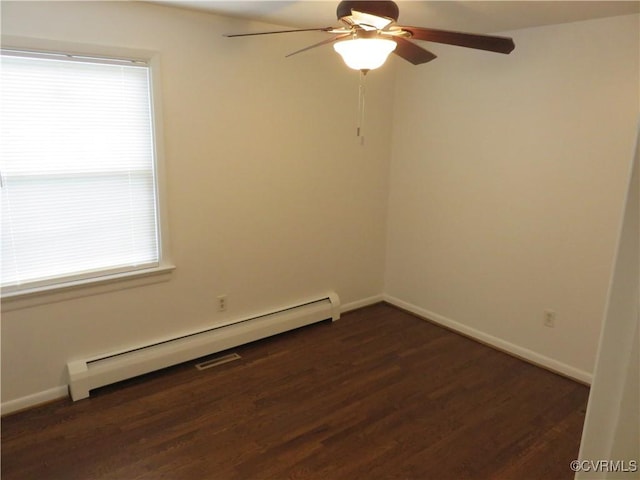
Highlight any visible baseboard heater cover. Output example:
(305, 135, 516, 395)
(67, 292, 340, 401)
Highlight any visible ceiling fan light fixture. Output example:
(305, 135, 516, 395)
(333, 38, 397, 71)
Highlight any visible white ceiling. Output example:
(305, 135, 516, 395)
(149, 1, 639, 33)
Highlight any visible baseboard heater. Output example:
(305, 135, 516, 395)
(67, 292, 340, 401)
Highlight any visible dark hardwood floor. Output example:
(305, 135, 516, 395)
(1, 303, 589, 479)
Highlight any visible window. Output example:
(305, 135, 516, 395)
(1, 48, 168, 296)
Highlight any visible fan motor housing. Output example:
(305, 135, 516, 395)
(336, 1, 400, 22)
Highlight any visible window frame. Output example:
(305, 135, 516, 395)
(0, 37, 174, 308)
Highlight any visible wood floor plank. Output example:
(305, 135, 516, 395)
(1, 303, 589, 479)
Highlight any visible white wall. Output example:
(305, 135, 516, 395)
(0, 1, 395, 407)
(577, 125, 639, 479)
(384, 14, 639, 380)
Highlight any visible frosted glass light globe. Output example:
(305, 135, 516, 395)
(333, 38, 397, 71)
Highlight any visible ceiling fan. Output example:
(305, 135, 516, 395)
(225, 1, 516, 73)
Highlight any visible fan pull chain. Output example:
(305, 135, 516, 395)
(357, 69, 367, 143)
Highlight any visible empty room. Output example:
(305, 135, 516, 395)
(1, 1, 638, 479)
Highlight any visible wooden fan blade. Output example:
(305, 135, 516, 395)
(285, 34, 352, 58)
(401, 26, 515, 54)
(393, 37, 437, 65)
(224, 27, 333, 38)
(350, 9, 394, 30)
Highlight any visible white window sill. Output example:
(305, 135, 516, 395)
(1, 264, 175, 312)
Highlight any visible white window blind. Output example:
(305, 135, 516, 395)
(1, 50, 160, 294)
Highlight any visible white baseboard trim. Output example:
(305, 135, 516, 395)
(340, 294, 384, 314)
(4, 295, 586, 414)
(383, 294, 593, 385)
(2, 385, 69, 416)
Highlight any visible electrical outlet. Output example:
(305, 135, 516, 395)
(217, 295, 227, 312)
(543, 310, 556, 328)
